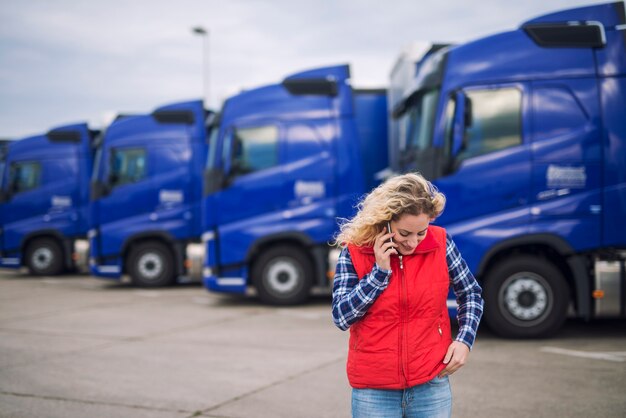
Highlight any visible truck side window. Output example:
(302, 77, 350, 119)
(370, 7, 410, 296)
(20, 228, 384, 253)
(9, 162, 41, 194)
(457, 88, 522, 162)
(230, 126, 278, 177)
(110, 148, 146, 188)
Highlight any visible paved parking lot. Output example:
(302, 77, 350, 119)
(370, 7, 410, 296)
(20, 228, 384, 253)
(0, 270, 625, 418)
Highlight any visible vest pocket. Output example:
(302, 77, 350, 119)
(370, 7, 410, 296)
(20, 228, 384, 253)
(429, 280, 450, 313)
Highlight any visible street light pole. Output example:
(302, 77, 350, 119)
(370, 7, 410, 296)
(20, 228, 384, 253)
(191, 26, 209, 107)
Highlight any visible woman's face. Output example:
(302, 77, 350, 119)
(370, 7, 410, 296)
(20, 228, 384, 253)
(390, 213, 432, 255)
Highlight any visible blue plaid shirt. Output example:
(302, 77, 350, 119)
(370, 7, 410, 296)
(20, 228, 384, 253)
(332, 232, 484, 349)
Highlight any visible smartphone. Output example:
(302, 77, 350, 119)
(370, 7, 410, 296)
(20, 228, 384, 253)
(388, 222, 403, 269)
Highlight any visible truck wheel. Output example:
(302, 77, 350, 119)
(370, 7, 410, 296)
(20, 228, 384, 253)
(25, 238, 64, 276)
(128, 242, 175, 287)
(252, 246, 313, 305)
(484, 255, 569, 338)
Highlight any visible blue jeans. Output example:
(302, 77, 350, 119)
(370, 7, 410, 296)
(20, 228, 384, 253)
(352, 376, 452, 418)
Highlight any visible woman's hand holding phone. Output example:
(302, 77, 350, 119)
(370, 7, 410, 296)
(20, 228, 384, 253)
(374, 224, 397, 271)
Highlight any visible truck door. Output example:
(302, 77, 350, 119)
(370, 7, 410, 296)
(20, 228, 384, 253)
(529, 79, 602, 249)
(3, 161, 46, 251)
(211, 123, 286, 267)
(435, 84, 532, 262)
(45, 156, 82, 237)
(94, 146, 154, 259)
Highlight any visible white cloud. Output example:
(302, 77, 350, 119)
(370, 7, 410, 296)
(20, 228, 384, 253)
(0, 0, 611, 138)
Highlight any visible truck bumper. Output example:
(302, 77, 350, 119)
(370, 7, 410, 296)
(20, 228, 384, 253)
(0, 257, 21, 269)
(89, 258, 122, 280)
(203, 268, 247, 294)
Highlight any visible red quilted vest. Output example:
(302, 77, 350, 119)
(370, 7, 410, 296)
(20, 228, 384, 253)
(346, 225, 452, 389)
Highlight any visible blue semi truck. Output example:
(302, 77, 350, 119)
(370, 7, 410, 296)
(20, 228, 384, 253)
(389, 1, 626, 337)
(0, 124, 96, 275)
(89, 101, 211, 286)
(202, 64, 388, 304)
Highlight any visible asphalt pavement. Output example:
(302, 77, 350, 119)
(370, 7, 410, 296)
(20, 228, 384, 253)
(0, 270, 625, 417)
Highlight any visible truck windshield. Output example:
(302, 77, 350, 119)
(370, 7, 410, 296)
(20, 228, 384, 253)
(399, 89, 439, 153)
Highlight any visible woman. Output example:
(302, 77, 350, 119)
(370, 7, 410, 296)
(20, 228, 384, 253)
(332, 173, 484, 418)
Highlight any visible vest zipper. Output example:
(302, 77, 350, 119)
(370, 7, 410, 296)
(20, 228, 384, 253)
(399, 257, 408, 386)
(399, 255, 403, 269)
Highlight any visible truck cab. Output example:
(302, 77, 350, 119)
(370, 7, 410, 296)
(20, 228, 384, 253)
(0, 124, 96, 275)
(202, 64, 388, 304)
(89, 100, 212, 286)
(390, 2, 626, 337)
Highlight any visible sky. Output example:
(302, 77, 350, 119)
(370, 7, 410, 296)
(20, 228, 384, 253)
(0, 0, 612, 139)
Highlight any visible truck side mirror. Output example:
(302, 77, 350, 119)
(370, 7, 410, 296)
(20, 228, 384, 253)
(90, 181, 111, 200)
(451, 91, 467, 161)
(108, 172, 119, 186)
(223, 169, 238, 188)
(9, 178, 20, 195)
(464, 95, 473, 128)
(203, 168, 224, 196)
(446, 91, 472, 174)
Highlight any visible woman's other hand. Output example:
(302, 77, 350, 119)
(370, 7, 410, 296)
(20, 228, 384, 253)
(438, 341, 470, 377)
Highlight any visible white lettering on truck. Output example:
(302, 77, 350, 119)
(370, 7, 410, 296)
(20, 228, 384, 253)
(546, 165, 586, 189)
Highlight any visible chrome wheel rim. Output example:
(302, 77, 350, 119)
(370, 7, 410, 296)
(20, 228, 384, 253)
(498, 272, 553, 327)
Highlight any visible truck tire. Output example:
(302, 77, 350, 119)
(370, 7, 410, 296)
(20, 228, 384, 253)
(128, 241, 175, 287)
(483, 255, 569, 338)
(25, 238, 64, 276)
(252, 246, 313, 305)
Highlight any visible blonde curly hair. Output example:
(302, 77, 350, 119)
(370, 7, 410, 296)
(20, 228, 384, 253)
(334, 173, 446, 247)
